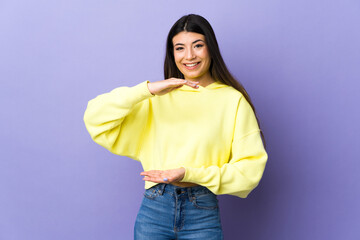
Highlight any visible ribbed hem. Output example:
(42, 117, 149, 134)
(145, 181, 159, 190)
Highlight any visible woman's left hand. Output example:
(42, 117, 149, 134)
(140, 167, 185, 183)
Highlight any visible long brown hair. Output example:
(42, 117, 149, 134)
(164, 14, 266, 148)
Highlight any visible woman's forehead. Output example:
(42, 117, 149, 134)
(172, 32, 206, 45)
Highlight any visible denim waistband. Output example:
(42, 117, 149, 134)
(150, 183, 214, 196)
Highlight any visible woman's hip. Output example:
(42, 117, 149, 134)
(135, 183, 223, 238)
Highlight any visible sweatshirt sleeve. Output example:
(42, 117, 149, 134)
(83, 80, 155, 160)
(180, 96, 268, 198)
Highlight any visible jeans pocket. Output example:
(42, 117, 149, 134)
(143, 187, 160, 200)
(192, 192, 219, 210)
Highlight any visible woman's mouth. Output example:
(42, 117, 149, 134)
(183, 62, 200, 70)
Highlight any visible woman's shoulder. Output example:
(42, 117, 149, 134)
(217, 83, 245, 100)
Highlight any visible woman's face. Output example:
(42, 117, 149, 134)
(172, 31, 211, 81)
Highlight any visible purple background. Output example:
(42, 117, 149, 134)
(1, 1, 359, 239)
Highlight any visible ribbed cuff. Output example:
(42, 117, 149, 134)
(145, 80, 155, 96)
(132, 80, 155, 99)
(180, 166, 197, 183)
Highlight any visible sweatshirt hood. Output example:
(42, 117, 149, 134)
(178, 81, 229, 92)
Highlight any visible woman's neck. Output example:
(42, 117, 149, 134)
(185, 72, 215, 87)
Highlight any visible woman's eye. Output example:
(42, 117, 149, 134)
(175, 47, 184, 51)
(195, 44, 204, 48)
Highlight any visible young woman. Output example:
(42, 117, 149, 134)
(83, 14, 268, 240)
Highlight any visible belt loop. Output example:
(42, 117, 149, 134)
(158, 183, 166, 195)
(187, 187, 193, 202)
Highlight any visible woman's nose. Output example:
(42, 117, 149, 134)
(185, 48, 195, 60)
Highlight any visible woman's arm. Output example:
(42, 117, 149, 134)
(83, 78, 199, 160)
(180, 130, 267, 198)
(140, 96, 268, 198)
(180, 96, 268, 198)
(83, 80, 155, 160)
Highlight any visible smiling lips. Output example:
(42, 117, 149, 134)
(183, 62, 200, 70)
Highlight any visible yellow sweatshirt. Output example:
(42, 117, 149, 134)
(83, 80, 268, 198)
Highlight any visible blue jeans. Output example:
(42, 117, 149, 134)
(134, 183, 223, 240)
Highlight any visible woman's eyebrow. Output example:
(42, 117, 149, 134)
(174, 39, 204, 46)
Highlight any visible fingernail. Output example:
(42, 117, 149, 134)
(163, 178, 168, 181)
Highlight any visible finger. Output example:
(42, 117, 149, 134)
(171, 78, 198, 85)
(186, 80, 200, 85)
(184, 80, 200, 88)
(170, 79, 199, 89)
(143, 176, 168, 183)
(187, 82, 200, 88)
(140, 170, 160, 175)
(143, 176, 161, 182)
(142, 171, 170, 180)
(168, 79, 187, 87)
(140, 170, 163, 178)
(141, 169, 179, 182)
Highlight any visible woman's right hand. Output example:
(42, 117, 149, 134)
(147, 78, 199, 96)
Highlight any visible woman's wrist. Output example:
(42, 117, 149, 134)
(146, 81, 155, 96)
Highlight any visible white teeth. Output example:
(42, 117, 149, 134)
(185, 62, 198, 67)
